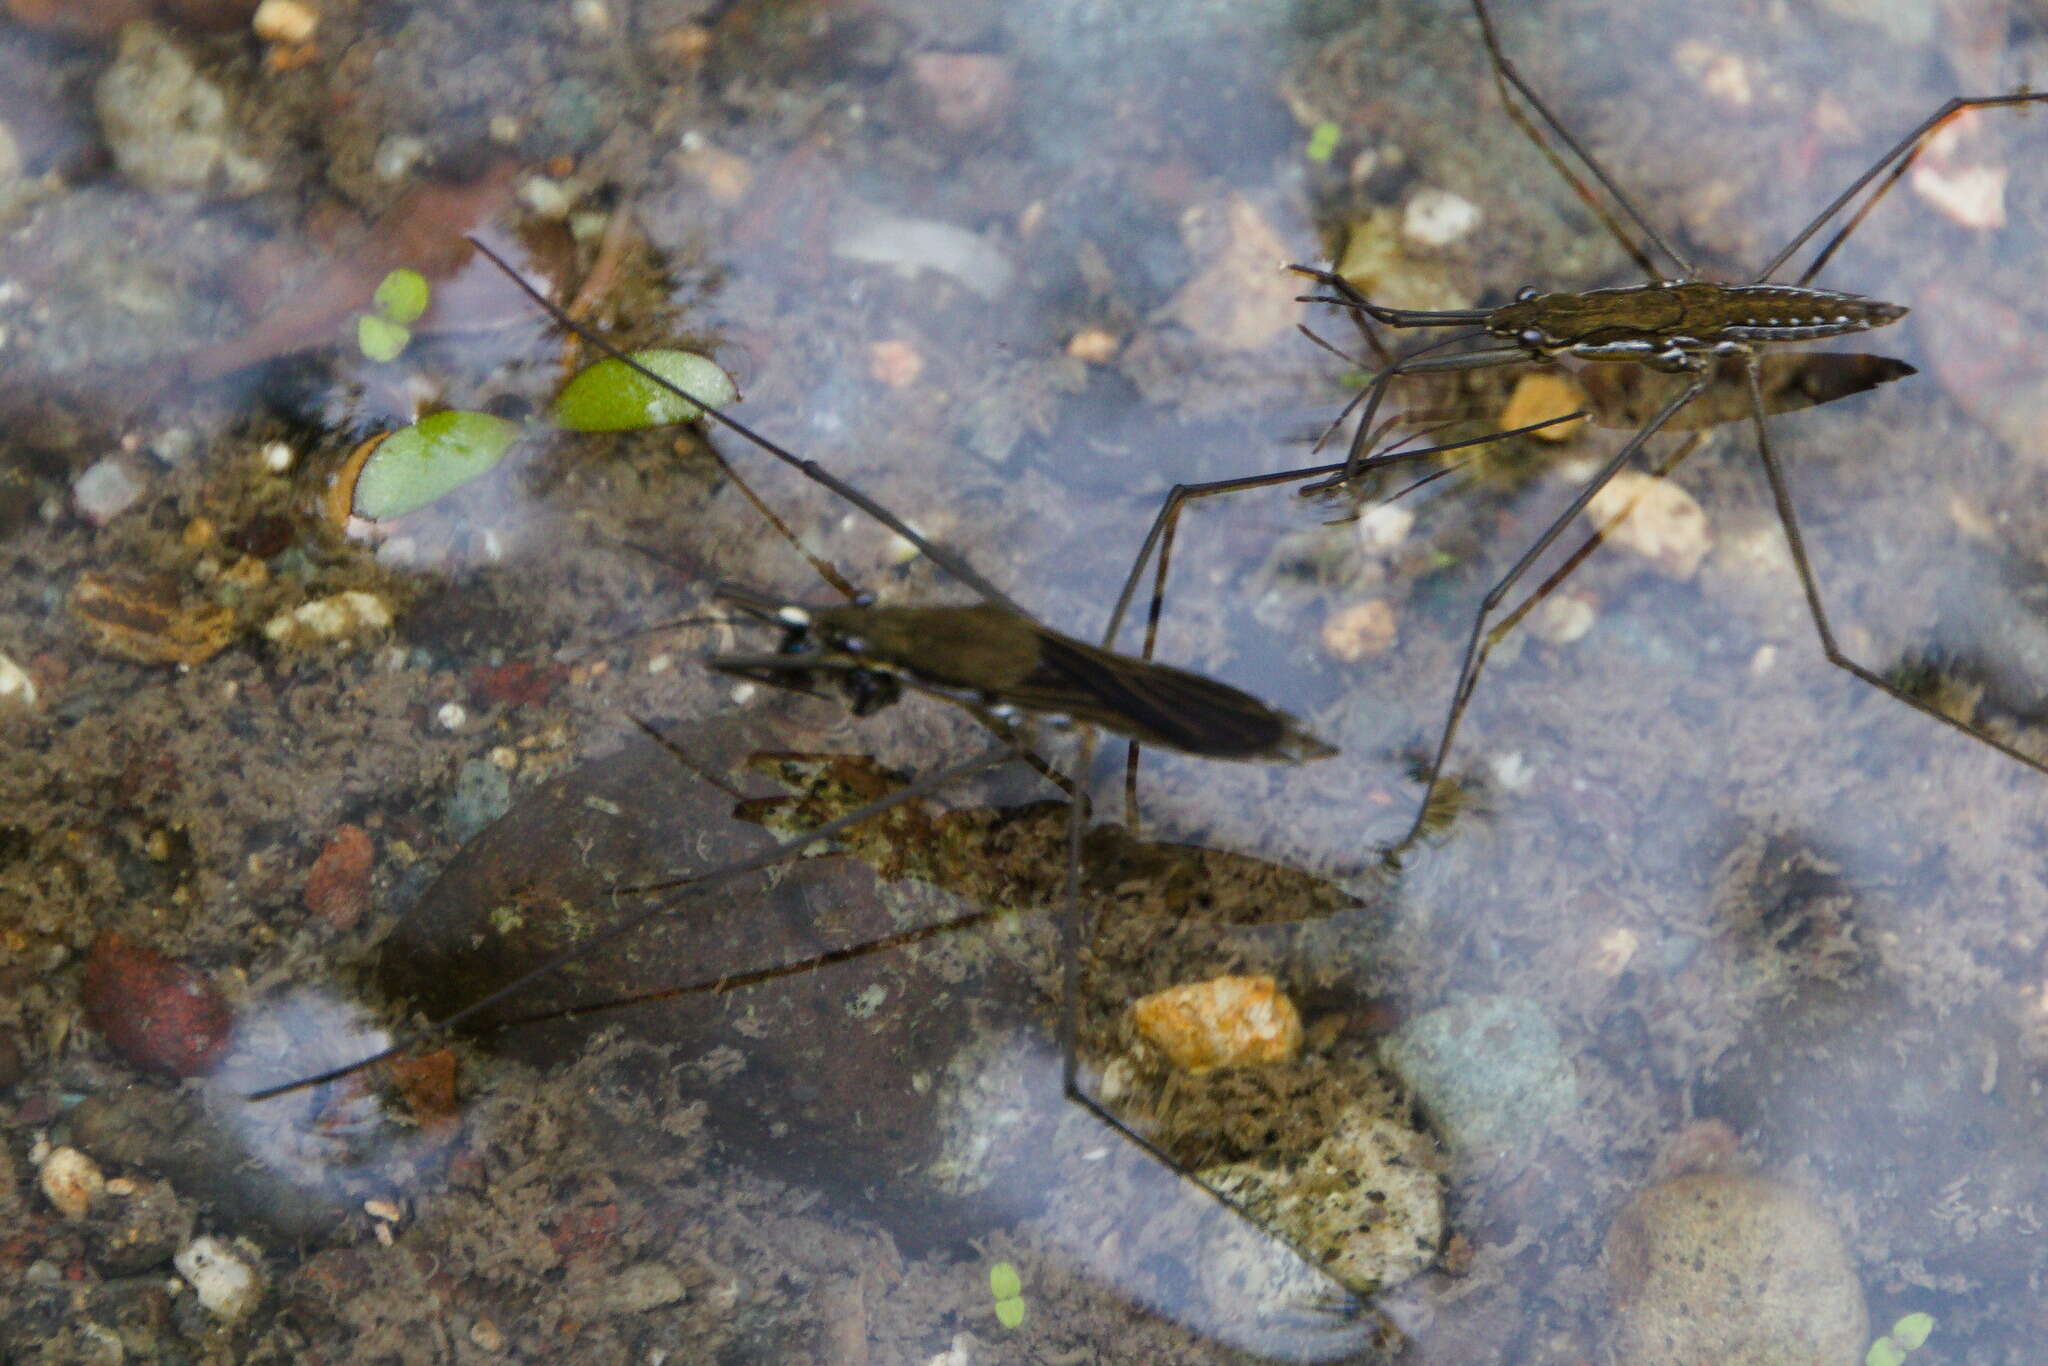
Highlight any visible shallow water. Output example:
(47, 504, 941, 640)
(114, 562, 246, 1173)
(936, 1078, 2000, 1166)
(5, 1, 2048, 1362)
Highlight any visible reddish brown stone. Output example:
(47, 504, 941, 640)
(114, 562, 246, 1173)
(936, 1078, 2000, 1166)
(80, 933, 232, 1078)
(386, 1049, 458, 1135)
(303, 824, 373, 930)
(468, 661, 565, 707)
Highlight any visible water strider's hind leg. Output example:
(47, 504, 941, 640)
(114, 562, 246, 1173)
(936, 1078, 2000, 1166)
(1741, 358, 2048, 781)
(1469, 0, 1691, 280)
(1764, 92, 2048, 286)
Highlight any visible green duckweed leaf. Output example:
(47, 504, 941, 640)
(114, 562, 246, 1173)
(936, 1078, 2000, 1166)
(1865, 1339, 1906, 1366)
(550, 350, 738, 432)
(1889, 1314, 1934, 1351)
(356, 314, 412, 363)
(351, 411, 521, 521)
(994, 1297, 1025, 1330)
(988, 1263, 1021, 1301)
(372, 268, 431, 326)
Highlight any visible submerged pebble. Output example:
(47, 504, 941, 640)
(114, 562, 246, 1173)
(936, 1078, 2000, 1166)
(71, 457, 144, 525)
(1321, 599, 1397, 663)
(94, 22, 269, 196)
(446, 758, 513, 842)
(1202, 1109, 1443, 1295)
(174, 1236, 264, 1323)
(1380, 993, 1575, 1158)
(831, 204, 1014, 301)
(80, 931, 233, 1078)
(0, 649, 36, 709)
(303, 823, 373, 930)
(1605, 1171, 1867, 1366)
(38, 1145, 105, 1219)
(1498, 371, 1586, 440)
(1401, 187, 1481, 248)
(71, 571, 233, 668)
(1131, 974, 1301, 1073)
(1582, 469, 1711, 581)
(261, 590, 393, 649)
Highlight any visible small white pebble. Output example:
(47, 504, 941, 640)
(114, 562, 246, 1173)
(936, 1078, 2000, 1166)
(364, 1198, 402, 1222)
(518, 176, 572, 219)
(1912, 161, 2008, 230)
(436, 702, 467, 731)
(1354, 502, 1414, 553)
(729, 682, 757, 705)
(1321, 599, 1397, 663)
(0, 649, 36, 708)
(1583, 470, 1711, 580)
(1402, 187, 1481, 248)
(263, 590, 394, 646)
(150, 427, 196, 465)
(104, 1177, 137, 1197)
(72, 458, 144, 525)
(252, 0, 318, 44)
(261, 441, 294, 473)
(645, 652, 673, 675)
(488, 114, 522, 145)
(175, 1238, 264, 1323)
(1490, 751, 1534, 792)
(1748, 644, 1778, 678)
(487, 745, 518, 770)
(39, 1146, 104, 1219)
(1590, 926, 1640, 977)
(886, 531, 923, 566)
(470, 1318, 507, 1352)
(571, 0, 610, 34)
(1672, 39, 1753, 108)
(373, 134, 427, 182)
(1529, 590, 1596, 646)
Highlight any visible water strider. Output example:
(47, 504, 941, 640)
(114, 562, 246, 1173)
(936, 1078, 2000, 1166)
(1288, 0, 2048, 859)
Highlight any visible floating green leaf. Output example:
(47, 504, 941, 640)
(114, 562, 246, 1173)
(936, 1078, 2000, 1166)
(350, 411, 521, 521)
(1889, 1314, 1934, 1351)
(1306, 121, 1341, 164)
(372, 268, 431, 326)
(550, 349, 738, 432)
(356, 314, 412, 363)
(1865, 1340, 1906, 1366)
(988, 1261, 1024, 1330)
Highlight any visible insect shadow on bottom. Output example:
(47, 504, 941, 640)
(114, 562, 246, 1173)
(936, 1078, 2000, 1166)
(1131, 0, 2048, 865)
(238, 237, 1579, 1346)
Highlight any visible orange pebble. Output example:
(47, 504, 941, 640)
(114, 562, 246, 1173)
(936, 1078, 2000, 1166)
(1131, 974, 1302, 1073)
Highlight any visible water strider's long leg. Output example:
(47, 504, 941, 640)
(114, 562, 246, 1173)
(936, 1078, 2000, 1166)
(1761, 92, 2048, 285)
(1741, 360, 2048, 780)
(1470, 0, 1691, 280)
(1386, 374, 1710, 860)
